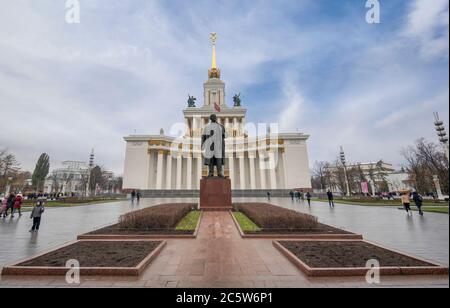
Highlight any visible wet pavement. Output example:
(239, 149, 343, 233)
(0, 197, 448, 288)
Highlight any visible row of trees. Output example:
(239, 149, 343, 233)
(1, 150, 123, 195)
(311, 159, 390, 195)
(311, 138, 449, 196)
(401, 138, 449, 195)
(46, 165, 122, 195)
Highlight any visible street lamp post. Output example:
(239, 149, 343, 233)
(340, 146, 351, 197)
(432, 112, 449, 200)
(434, 112, 449, 161)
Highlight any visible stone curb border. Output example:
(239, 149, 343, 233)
(229, 211, 363, 240)
(77, 211, 203, 240)
(1, 240, 167, 277)
(273, 239, 449, 277)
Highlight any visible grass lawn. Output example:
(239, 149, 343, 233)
(315, 198, 447, 207)
(399, 207, 449, 214)
(175, 211, 201, 231)
(23, 199, 126, 208)
(233, 211, 261, 232)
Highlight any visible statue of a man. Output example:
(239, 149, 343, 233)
(187, 95, 196, 107)
(202, 114, 226, 177)
(233, 93, 241, 107)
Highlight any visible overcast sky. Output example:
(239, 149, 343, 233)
(0, 0, 448, 174)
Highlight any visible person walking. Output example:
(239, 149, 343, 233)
(327, 190, 335, 207)
(412, 191, 424, 216)
(136, 191, 141, 203)
(0, 197, 7, 218)
(29, 198, 46, 232)
(131, 190, 136, 203)
(11, 193, 23, 217)
(5, 193, 15, 217)
(289, 190, 294, 202)
(267, 191, 271, 201)
(306, 192, 312, 206)
(401, 192, 412, 214)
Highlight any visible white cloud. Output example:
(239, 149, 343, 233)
(403, 0, 449, 60)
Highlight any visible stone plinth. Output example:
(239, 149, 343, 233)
(200, 177, 232, 211)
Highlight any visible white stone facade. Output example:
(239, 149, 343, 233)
(122, 41, 311, 191)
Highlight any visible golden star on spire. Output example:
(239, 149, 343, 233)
(208, 32, 220, 78)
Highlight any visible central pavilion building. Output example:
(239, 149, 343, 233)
(123, 35, 312, 196)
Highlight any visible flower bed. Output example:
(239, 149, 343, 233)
(2, 240, 166, 276)
(79, 203, 201, 238)
(274, 240, 448, 277)
(232, 203, 361, 239)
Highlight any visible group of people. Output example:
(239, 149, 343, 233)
(401, 191, 424, 216)
(289, 190, 312, 206)
(130, 190, 142, 203)
(0, 193, 23, 218)
(1, 192, 46, 232)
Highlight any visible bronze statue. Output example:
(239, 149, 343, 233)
(233, 93, 241, 107)
(187, 95, 197, 107)
(202, 114, 226, 177)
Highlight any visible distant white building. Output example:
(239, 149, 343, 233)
(323, 161, 414, 194)
(386, 171, 415, 192)
(43, 161, 89, 195)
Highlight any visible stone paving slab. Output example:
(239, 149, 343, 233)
(1, 197, 449, 288)
(1, 210, 449, 288)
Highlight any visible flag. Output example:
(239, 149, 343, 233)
(214, 102, 221, 112)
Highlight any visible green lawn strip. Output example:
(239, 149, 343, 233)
(23, 199, 126, 208)
(397, 207, 449, 214)
(315, 198, 447, 207)
(233, 212, 261, 232)
(175, 211, 201, 231)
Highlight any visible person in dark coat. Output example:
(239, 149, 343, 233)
(131, 190, 136, 203)
(327, 190, 335, 207)
(289, 190, 294, 202)
(136, 191, 141, 203)
(5, 193, 15, 217)
(306, 192, 312, 206)
(412, 191, 424, 216)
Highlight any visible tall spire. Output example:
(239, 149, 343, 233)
(211, 32, 217, 69)
(208, 32, 221, 79)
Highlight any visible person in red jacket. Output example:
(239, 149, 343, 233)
(11, 193, 23, 217)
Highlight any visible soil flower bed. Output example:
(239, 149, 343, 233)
(2, 240, 166, 276)
(83, 203, 200, 236)
(232, 203, 357, 237)
(18, 241, 161, 267)
(274, 240, 448, 277)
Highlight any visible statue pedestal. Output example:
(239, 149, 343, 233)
(200, 177, 232, 211)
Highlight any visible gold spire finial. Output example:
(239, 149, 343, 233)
(208, 32, 220, 78)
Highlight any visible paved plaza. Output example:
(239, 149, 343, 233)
(0, 198, 448, 288)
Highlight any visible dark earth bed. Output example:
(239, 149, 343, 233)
(245, 223, 353, 235)
(86, 224, 194, 235)
(18, 241, 161, 268)
(279, 241, 435, 268)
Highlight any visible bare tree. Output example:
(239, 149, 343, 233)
(401, 138, 448, 195)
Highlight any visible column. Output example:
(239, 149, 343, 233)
(156, 150, 164, 190)
(197, 156, 202, 188)
(249, 155, 256, 190)
(165, 154, 172, 189)
(259, 156, 267, 190)
(269, 151, 277, 189)
(229, 153, 235, 189)
(185, 118, 190, 137)
(176, 154, 182, 190)
(239, 155, 246, 190)
(186, 154, 192, 189)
